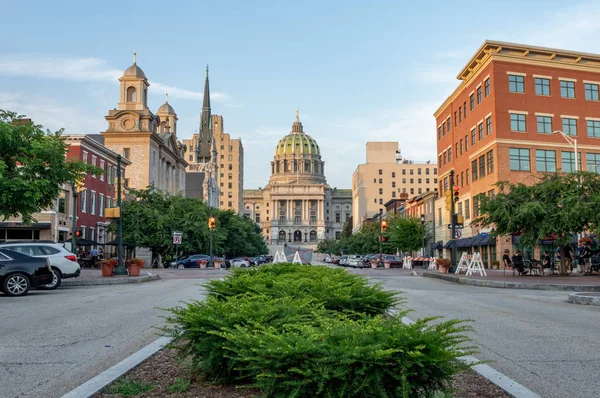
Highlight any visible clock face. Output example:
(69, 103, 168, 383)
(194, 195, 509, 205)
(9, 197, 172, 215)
(122, 118, 136, 130)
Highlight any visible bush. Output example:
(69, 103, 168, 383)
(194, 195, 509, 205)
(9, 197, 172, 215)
(163, 294, 331, 384)
(220, 314, 474, 398)
(206, 263, 400, 316)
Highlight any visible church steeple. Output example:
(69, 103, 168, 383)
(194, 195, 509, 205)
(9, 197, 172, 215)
(197, 65, 212, 162)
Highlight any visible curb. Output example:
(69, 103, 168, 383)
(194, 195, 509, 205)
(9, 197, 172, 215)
(391, 310, 542, 398)
(567, 292, 600, 306)
(422, 271, 600, 292)
(63, 274, 161, 286)
(61, 337, 171, 398)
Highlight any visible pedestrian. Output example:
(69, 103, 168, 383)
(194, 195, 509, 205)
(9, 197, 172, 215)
(582, 242, 593, 274)
(563, 244, 573, 273)
(502, 249, 512, 270)
(511, 249, 525, 276)
(91, 247, 99, 268)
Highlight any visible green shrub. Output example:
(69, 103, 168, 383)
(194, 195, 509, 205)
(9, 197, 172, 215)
(219, 314, 475, 398)
(162, 294, 330, 384)
(106, 378, 154, 396)
(169, 377, 191, 393)
(206, 263, 400, 316)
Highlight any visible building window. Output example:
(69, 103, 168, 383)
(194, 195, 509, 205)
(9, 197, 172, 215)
(426, 178, 430, 183)
(464, 135, 468, 151)
(459, 106, 462, 121)
(508, 75, 525, 93)
(82, 151, 88, 165)
(561, 151, 580, 173)
(392, 172, 396, 178)
(463, 101, 467, 117)
(460, 172, 464, 187)
(418, 188, 422, 194)
(466, 169, 470, 184)
(479, 155, 486, 178)
(587, 120, 600, 137)
(472, 160, 478, 181)
(228, 192, 232, 198)
(473, 195, 481, 217)
(536, 149, 556, 172)
(471, 128, 476, 145)
(470, 94, 475, 110)
(392, 181, 396, 188)
(99, 194, 105, 217)
(510, 113, 527, 132)
(585, 83, 600, 101)
(478, 123, 484, 141)
(442, 123, 446, 136)
(123, 148, 130, 159)
(418, 178, 422, 184)
(228, 173, 233, 179)
(99, 160, 105, 181)
(418, 168, 422, 175)
(255, 213, 261, 223)
(454, 112, 458, 126)
(437, 126, 442, 140)
(81, 189, 87, 213)
(455, 143, 459, 158)
(335, 212, 341, 223)
(560, 80, 575, 98)
(447, 117, 451, 132)
(448, 148, 452, 162)
(378, 169, 382, 175)
(535, 78, 551, 96)
(378, 178, 383, 184)
(410, 178, 414, 184)
(378, 188, 383, 195)
(537, 116, 552, 134)
(586, 153, 600, 172)
(402, 178, 406, 184)
(410, 169, 414, 175)
(90, 191, 97, 215)
(465, 199, 470, 219)
(484, 78, 490, 97)
(477, 86, 482, 104)
(379, 198, 383, 204)
(402, 169, 406, 175)
(392, 191, 396, 198)
(410, 188, 414, 195)
(510, 148, 530, 171)
(487, 150, 494, 174)
(486, 116, 492, 135)
(562, 118, 578, 136)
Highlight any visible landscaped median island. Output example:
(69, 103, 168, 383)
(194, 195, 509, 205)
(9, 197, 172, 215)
(99, 263, 509, 397)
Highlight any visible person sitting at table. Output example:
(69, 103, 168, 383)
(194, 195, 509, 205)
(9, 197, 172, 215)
(512, 250, 525, 276)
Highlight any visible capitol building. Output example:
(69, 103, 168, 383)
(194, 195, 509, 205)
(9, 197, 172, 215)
(243, 114, 351, 249)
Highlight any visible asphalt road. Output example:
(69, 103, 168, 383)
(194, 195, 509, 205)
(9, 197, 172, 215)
(0, 276, 217, 398)
(353, 268, 599, 398)
(2, 267, 599, 398)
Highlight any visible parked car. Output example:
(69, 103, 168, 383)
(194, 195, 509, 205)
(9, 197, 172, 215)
(338, 255, 349, 266)
(172, 254, 210, 268)
(0, 248, 54, 297)
(330, 257, 340, 265)
(230, 258, 250, 267)
(382, 255, 404, 268)
(347, 255, 363, 267)
(324, 256, 332, 263)
(0, 242, 80, 290)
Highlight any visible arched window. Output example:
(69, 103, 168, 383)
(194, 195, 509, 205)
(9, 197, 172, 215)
(127, 86, 137, 102)
(278, 230, 287, 243)
(309, 230, 317, 242)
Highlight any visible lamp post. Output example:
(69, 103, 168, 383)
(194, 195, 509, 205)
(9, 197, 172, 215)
(420, 214, 425, 257)
(114, 154, 127, 275)
(378, 208, 383, 265)
(71, 183, 78, 254)
(552, 130, 578, 171)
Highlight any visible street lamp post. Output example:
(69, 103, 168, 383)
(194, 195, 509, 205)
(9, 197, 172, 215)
(71, 183, 78, 254)
(420, 214, 425, 257)
(114, 155, 127, 275)
(552, 130, 578, 171)
(378, 208, 383, 265)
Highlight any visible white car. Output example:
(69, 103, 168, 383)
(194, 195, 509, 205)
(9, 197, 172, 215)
(230, 258, 250, 267)
(0, 242, 80, 289)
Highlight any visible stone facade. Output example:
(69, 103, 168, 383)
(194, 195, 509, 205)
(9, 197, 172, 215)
(243, 116, 352, 251)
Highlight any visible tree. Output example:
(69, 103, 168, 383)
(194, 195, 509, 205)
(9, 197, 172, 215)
(475, 172, 600, 275)
(0, 109, 99, 223)
(316, 239, 340, 254)
(387, 214, 426, 254)
(341, 217, 353, 239)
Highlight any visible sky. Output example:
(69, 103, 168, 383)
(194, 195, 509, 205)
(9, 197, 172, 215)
(2, 0, 600, 188)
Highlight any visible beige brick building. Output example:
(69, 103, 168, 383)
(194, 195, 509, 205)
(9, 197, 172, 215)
(352, 142, 438, 232)
(101, 54, 187, 194)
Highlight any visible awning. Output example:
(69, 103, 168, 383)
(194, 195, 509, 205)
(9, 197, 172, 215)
(431, 241, 443, 250)
(471, 235, 486, 246)
(0, 223, 51, 230)
(76, 238, 99, 246)
(478, 234, 495, 246)
(443, 240, 454, 249)
(455, 238, 470, 248)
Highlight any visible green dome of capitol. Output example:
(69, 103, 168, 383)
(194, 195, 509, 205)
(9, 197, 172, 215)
(274, 116, 320, 157)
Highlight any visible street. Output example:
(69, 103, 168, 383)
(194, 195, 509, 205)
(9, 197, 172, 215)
(1, 268, 598, 398)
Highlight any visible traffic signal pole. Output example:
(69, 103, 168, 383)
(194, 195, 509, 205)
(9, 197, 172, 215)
(114, 154, 127, 275)
(450, 170, 457, 269)
(378, 208, 383, 265)
(71, 183, 78, 254)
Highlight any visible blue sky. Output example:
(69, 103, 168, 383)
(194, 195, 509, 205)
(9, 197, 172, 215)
(1, 0, 599, 188)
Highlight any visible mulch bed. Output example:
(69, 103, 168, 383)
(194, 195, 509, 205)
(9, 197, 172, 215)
(97, 349, 509, 398)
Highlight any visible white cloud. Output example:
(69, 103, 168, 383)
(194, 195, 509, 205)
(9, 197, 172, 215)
(0, 91, 105, 133)
(0, 54, 233, 104)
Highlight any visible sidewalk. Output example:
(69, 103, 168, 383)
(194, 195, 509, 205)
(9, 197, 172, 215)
(422, 269, 600, 291)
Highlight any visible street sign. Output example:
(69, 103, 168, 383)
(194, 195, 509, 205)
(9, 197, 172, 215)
(172, 231, 182, 245)
(447, 224, 464, 230)
(454, 230, 462, 238)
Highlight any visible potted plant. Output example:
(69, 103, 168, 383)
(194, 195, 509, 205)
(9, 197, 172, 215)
(491, 260, 500, 270)
(370, 256, 380, 269)
(435, 258, 451, 274)
(579, 237, 593, 245)
(99, 258, 117, 277)
(126, 258, 145, 276)
(197, 259, 208, 269)
(383, 258, 391, 269)
(213, 258, 223, 269)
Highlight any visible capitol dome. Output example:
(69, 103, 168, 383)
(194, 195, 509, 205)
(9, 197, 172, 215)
(269, 115, 326, 184)
(123, 63, 146, 79)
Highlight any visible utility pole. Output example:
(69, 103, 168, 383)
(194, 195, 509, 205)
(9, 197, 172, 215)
(450, 170, 457, 270)
(208, 215, 216, 266)
(114, 154, 127, 275)
(378, 208, 383, 265)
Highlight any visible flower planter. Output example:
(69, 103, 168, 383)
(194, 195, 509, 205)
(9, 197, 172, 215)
(438, 265, 449, 273)
(214, 261, 222, 269)
(101, 263, 114, 277)
(384, 261, 391, 269)
(128, 264, 141, 276)
(198, 260, 207, 269)
(370, 261, 378, 269)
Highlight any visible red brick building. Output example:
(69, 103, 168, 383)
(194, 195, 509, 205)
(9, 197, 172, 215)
(434, 41, 600, 265)
(65, 135, 131, 245)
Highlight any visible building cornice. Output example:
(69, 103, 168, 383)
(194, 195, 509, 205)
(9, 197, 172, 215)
(66, 135, 132, 166)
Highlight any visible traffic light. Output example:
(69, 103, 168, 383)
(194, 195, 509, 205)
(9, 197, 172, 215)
(74, 228, 82, 238)
(381, 236, 388, 243)
(208, 217, 216, 230)
(445, 189, 452, 211)
(381, 219, 388, 233)
(453, 185, 460, 203)
(75, 179, 85, 193)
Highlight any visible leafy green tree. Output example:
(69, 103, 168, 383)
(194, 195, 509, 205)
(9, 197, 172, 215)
(341, 217, 353, 239)
(0, 109, 100, 223)
(475, 172, 600, 275)
(316, 239, 341, 254)
(387, 214, 427, 254)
